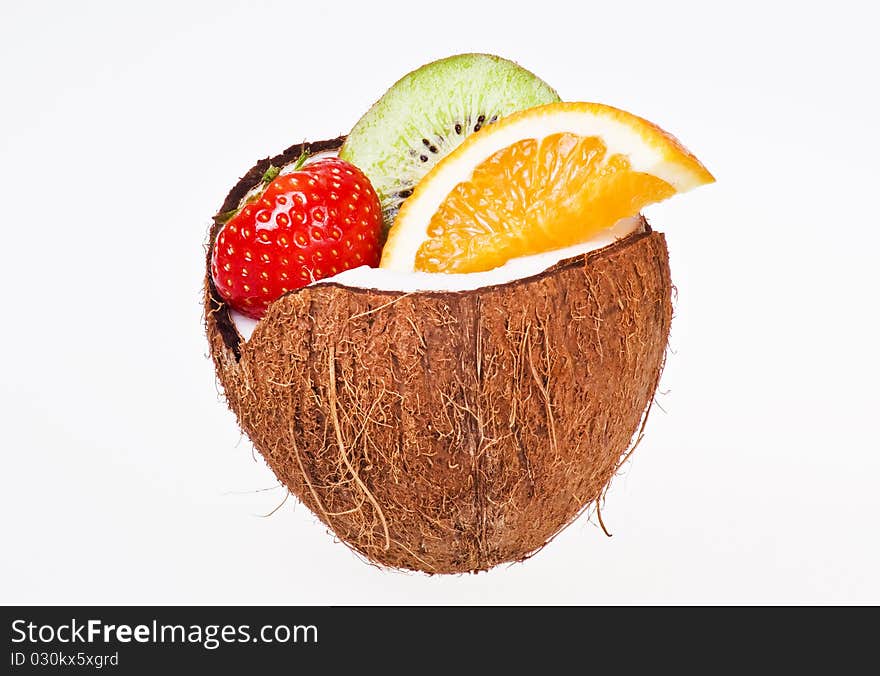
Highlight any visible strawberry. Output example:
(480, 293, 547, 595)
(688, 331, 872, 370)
(211, 157, 382, 319)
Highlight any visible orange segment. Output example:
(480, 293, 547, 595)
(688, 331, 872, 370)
(380, 102, 714, 273)
(416, 133, 677, 273)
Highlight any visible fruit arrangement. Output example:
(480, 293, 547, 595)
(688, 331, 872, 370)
(204, 54, 713, 573)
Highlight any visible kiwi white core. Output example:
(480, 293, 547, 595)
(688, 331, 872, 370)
(229, 215, 644, 342)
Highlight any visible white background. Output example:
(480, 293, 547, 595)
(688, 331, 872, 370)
(2, 0, 878, 604)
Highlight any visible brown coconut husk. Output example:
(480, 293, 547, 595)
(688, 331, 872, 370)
(204, 137, 672, 574)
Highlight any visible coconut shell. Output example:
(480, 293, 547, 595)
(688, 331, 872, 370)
(204, 138, 672, 574)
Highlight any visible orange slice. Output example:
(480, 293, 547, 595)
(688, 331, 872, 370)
(380, 102, 714, 273)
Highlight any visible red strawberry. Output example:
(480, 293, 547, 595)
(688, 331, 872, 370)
(211, 157, 382, 319)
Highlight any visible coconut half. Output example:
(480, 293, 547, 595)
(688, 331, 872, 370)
(204, 137, 672, 574)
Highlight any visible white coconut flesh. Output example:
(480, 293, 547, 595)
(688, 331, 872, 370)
(229, 214, 645, 342)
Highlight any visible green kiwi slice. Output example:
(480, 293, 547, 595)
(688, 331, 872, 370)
(339, 53, 561, 230)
